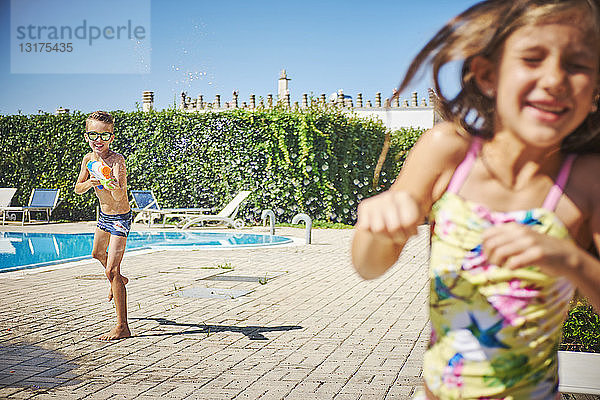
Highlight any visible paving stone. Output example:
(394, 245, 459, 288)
(0, 224, 431, 399)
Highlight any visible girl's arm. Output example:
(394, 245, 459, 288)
(483, 222, 600, 312)
(352, 122, 471, 279)
(482, 155, 600, 312)
(567, 239, 600, 312)
(554, 158, 600, 311)
(352, 190, 421, 279)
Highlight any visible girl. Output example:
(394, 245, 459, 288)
(352, 1, 600, 399)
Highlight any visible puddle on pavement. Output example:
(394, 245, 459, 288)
(75, 274, 105, 280)
(201, 271, 286, 283)
(175, 271, 287, 298)
(175, 287, 253, 299)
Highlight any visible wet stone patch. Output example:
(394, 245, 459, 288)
(175, 287, 253, 299)
(75, 274, 105, 280)
(201, 271, 286, 283)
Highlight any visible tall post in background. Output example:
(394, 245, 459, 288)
(278, 69, 291, 102)
(142, 91, 154, 112)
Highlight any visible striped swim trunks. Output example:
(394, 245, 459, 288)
(97, 210, 132, 237)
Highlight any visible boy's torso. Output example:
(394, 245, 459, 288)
(86, 151, 130, 215)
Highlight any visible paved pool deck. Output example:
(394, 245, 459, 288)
(0, 222, 430, 400)
(1, 223, 595, 400)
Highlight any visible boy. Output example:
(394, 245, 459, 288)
(75, 111, 132, 340)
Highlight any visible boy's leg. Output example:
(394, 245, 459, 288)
(92, 227, 110, 267)
(99, 234, 131, 340)
(92, 227, 128, 301)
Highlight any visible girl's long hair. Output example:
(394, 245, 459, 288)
(394, 0, 600, 153)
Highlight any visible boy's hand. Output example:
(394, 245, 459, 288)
(89, 177, 102, 187)
(482, 223, 579, 277)
(89, 177, 118, 190)
(103, 179, 119, 190)
(355, 190, 421, 244)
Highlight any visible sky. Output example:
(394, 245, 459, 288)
(0, 0, 480, 116)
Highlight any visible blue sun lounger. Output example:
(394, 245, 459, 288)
(2, 188, 61, 225)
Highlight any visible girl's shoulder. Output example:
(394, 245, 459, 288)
(573, 153, 600, 170)
(570, 154, 600, 205)
(423, 120, 472, 147)
(413, 122, 473, 171)
(565, 154, 600, 245)
(393, 122, 474, 205)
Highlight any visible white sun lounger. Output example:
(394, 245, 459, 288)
(130, 190, 210, 227)
(181, 190, 251, 230)
(0, 188, 18, 224)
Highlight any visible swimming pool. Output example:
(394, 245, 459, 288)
(0, 231, 294, 273)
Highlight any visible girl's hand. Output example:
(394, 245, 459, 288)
(482, 223, 579, 277)
(355, 190, 422, 244)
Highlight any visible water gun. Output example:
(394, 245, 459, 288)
(87, 160, 118, 190)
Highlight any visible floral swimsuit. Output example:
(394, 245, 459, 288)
(424, 138, 576, 399)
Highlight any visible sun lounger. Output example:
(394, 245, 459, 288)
(181, 190, 251, 229)
(0, 188, 18, 224)
(3, 188, 61, 225)
(130, 190, 161, 226)
(130, 190, 210, 227)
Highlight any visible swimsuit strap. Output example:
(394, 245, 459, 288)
(446, 137, 483, 194)
(446, 138, 576, 211)
(542, 154, 576, 211)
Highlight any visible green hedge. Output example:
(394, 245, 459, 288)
(0, 107, 423, 224)
(2, 108, 599, 351)
(389, 126, 423, 177)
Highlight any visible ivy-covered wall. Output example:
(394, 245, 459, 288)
(3, 108, 600, 351)
(0, 107, 424, 224)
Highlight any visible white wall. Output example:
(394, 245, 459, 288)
(350, 107, 435, 130)
(182, 100, 438, 131)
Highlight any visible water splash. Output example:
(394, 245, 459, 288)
(167, 20, 217, 97)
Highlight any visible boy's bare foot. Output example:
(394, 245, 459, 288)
(99, 324, 131, 341)
(108, 275, 129, 301)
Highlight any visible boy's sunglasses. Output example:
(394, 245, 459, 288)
(86, 131, 113, 141)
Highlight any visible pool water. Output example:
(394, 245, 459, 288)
(0, 231, 293, 273)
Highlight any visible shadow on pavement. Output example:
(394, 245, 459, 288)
(131, 317, 303, 340)
(0, 342, 81, 389)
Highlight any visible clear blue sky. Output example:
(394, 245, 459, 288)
(0, 0, 480, 115)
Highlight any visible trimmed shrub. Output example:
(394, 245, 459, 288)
(561, 300, 600, 353)
(0, 107, 424, 224)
